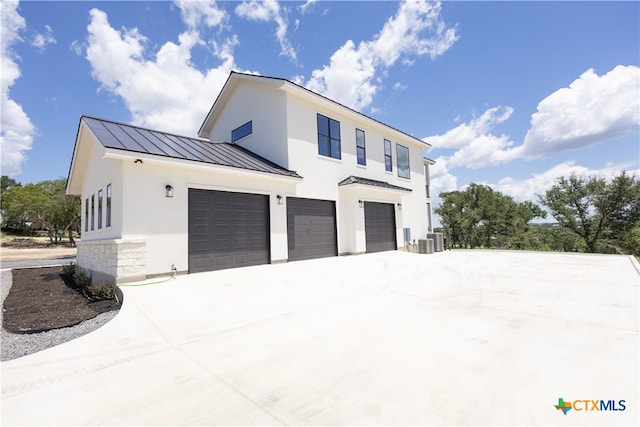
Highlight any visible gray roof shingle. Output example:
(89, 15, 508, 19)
(82, 116, 301, 179)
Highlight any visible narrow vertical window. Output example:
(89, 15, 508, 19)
(98, 189, 103, 229)
(356, 129, 366, 166)
(85, 198, 89, 232)
(106, 184, 112, 228)
(384, 139, 392, 172)
(317, 114, 341, 159)
(91, 194, 95, 231)
(396, 144, 410, 179)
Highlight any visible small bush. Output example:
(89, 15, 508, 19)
(73, 268, 92, 289)
(82, 281, 116, 302)
(61, 262, 76, 277)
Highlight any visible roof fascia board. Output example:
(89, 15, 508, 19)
(66, 118, 107, 195)
(103, 148, 303, 182)
(338, 182, 412, 194)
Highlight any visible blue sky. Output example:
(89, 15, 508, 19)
(2, 0, 639, 223)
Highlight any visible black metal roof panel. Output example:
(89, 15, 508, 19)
(82, 116, 301, 179)
(338, 176, 412, 192)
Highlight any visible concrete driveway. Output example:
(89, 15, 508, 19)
(2, 251, 638, 425)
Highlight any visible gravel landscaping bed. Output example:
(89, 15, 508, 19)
(1, 269, 119, 362)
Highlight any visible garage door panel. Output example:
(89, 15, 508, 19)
(287, 198, 337, 261)
(189, 189, 270, 273)
(364, 202, 397, 253)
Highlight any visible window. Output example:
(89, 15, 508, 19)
(317, 114, 341, 159)
(384, 139, 392, 172)
(356, 129, 366, 165)
(106, 184, 112, 228)
(85, 198, 89, 232)
(396, 144, 410, 179)
(231, 121, 252, 142)
(98, 189, 103, 229)
(91, 194, 95, 231)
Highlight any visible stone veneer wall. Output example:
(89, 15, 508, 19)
(76, 239, 147, 284)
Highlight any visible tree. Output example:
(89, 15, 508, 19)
(436, 183, 546, 249)
(538, 172, 640, 254)
(1, 178, 80, 245)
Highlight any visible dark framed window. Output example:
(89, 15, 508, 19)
(85, 198, 89, 232)
(98, 189, 103, 229)
(356, 129, 366, 165)
(396, 144, 410, 179)
(91, 194, 95, 231)
(106, 184, 112, 227)
(231, 121, 252, 142)
(384, 139, 392, 172)
(317, 114, 341, 159)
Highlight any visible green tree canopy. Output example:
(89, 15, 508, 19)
(1, 178, 80, 244)
(436, 183, 546, 249)
(538, 171, 640, 254)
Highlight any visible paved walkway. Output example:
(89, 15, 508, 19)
(1, 251, 638, 425)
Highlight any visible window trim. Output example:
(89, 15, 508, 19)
(384, 139, 392, 172)
(356, 128, 366, 166)
(317, 114, 341, 160)
(106, 184, 112, 228)
(396, 143, 410, 179)
(98, 189, 103, 229)
(231, 121, 252, 142)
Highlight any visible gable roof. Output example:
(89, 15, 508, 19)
(79, 116, 302, 179)
(338, 176, 412, 193)
(198, 72, 431, 149)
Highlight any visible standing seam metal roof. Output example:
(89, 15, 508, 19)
(81, 116, 302, 179)
(338, 176, 412, 192)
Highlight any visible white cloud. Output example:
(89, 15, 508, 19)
(521, 65, 640, 159)
(493, 161, 640, 203)
(31, 24, 56, 51)
(174, 0, 226, 29)
(0, 0, 35, 178)
(429, 156, 457, 198)
(235, 0, 296, 61)
(299, 0, 317, 15)
(423, 106, 520, 169)
(302, 0, 458, 111)
(83, 7, 246, 136)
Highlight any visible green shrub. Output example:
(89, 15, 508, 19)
(73, 267, 92, 289)
(61, 262, 76, 277)
(82, 281, 116, 302)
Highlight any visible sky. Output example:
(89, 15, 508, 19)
(1, 0, 639, 225)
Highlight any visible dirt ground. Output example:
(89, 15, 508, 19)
(3, 267, 120, 333)
(0, 236, 77, 261)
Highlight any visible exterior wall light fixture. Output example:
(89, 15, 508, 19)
(397, 203, 402, 210)
(358, 200, 364, 208)
(165, 185, 174, 198)
(277, 195, 283, 205)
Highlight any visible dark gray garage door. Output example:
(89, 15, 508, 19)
(189, 189, 270, 273)
(364, 202, 397, 253)
(287, 198, 337, 261)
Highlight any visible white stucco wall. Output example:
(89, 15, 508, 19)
(283, 91, 429, 253)
(206, 80, 290, 169)
(118, 157, 298, 277)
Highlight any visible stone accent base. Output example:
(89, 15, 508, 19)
(76, 239, 147, 284)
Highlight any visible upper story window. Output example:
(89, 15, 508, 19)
(396, 144, 410, 179)
(317, 114, 341, 159)
(356, 129, 366, 166)
(106, 184, 112, 228)
(231, 121, 252, 142)
(384, 139, 392, 172)
(85, 198, 89, 232)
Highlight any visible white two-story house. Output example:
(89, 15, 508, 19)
(67, 72, 435, 284)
